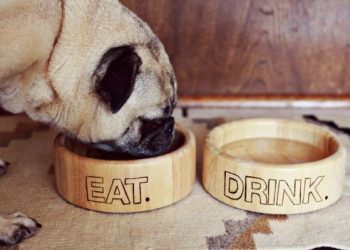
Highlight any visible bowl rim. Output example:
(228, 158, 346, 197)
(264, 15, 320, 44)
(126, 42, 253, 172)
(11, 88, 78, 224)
(205, 118, 347, 169)
(54, 124, 194, 164)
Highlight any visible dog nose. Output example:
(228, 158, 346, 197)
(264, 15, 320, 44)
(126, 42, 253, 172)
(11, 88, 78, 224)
(164, 117, 175, 133)
(140, 116, 174, 137)
(165, 116, 174, 124)
(163, 105, 173, 117)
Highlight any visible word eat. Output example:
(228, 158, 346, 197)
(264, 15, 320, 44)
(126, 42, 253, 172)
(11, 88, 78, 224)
(86, 176, 149, 205)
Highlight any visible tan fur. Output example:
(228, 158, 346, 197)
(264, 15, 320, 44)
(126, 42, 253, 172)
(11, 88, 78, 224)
(0, 0, 176, 245)
(0, 0, 176, 144)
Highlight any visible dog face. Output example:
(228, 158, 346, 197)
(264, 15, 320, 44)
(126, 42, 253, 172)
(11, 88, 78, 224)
(36, 1, 177, 158)
(91, 44, 177, 157)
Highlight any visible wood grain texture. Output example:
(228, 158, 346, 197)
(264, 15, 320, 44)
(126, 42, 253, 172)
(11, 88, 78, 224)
(122, 0, 350, 97)
(202, 118, 346, 214)
(54, 125, 196, 213)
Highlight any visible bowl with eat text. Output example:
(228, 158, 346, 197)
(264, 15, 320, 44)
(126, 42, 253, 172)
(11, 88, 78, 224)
(54, 124, 196, 213)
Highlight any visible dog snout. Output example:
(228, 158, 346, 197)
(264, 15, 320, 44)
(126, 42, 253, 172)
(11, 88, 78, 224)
(163, 116, 175, 135)
(149, 116, 174, 136)
(163, 105, 173, 118)
(94, 117, 175, 159)
(140, 116, 173, 135)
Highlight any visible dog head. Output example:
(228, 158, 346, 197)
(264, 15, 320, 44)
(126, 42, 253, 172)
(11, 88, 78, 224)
(29, 1, 177, 158)
(91, 44, 177, 157)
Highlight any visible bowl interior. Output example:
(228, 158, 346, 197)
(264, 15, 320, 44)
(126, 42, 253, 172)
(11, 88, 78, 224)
(207, 119, 340, 165)
(59, 130, 185, 161)
(221, 137, 335, 164)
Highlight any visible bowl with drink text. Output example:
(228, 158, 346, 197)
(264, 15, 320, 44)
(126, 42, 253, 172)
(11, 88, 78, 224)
(202, 118, 346, 214)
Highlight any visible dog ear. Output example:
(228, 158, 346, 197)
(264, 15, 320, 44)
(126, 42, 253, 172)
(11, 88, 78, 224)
(95, 46, 142, 114)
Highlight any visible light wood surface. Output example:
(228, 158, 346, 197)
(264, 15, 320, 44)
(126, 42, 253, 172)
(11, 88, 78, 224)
(54, 125, 196, 213)
(203, 118, 347, 214)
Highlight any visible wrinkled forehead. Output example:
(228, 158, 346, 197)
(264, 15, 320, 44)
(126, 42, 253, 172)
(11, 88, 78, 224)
(113, 4, 178, 105)
(133, 71, 175, 106)
(132, 33, 172, 68)
(134, 40, 176, 91)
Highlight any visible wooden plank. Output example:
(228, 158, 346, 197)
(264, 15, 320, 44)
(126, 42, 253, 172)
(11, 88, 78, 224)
(121, 0, 350, 96)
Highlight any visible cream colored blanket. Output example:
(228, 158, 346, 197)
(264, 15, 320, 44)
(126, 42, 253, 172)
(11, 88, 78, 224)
(0, 108, 349, 249)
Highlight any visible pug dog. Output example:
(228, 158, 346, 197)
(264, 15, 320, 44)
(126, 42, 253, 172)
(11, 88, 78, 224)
(0, 0, 177, 245)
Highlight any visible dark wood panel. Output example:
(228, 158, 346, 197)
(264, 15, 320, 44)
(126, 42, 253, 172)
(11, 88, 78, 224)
(121, 0, 350, 97)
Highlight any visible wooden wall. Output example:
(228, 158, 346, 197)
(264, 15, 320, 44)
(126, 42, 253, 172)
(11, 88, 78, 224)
(122, 0, 350, 98)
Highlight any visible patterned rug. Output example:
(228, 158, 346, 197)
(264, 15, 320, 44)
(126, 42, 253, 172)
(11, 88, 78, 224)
(0, 108, 350, 249)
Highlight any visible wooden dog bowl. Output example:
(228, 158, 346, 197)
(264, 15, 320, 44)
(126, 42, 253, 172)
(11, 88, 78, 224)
(203, 118, 347, 214)
(54, 125, 196, 213)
